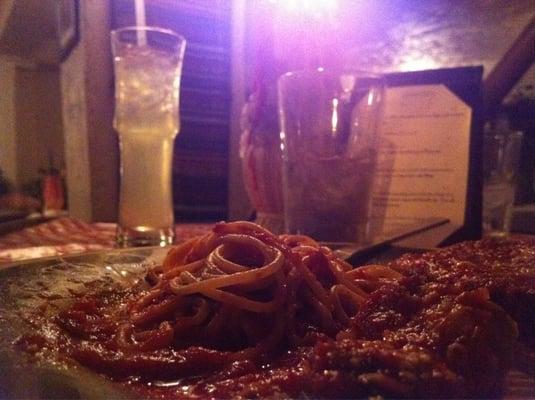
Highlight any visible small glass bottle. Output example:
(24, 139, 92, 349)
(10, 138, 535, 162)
(240, 83, 284, 233)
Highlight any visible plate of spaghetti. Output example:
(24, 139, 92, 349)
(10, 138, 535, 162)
(1, 221, 535, 399)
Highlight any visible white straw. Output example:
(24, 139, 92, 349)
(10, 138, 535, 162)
(134, 0, 147, 46)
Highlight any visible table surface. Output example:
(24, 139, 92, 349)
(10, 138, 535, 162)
(0, 217, 212, 265)
(2, 216, 533, 265)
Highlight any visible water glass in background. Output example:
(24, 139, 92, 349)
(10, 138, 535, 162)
(111, 27, 186, 247)
(483, 127, 523, 236)
(278, 70, 385, 243)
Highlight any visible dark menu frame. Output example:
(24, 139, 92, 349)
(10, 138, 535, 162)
(384, 66, 484, 245)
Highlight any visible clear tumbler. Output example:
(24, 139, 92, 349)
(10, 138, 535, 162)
(278, 69, 385, 243)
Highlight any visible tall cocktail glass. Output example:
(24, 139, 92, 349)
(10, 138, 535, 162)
(278, 69, 385, 243)
(111, 27, 186, 247)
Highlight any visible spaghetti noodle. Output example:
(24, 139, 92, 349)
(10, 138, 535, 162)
(120, 220, 402, 357)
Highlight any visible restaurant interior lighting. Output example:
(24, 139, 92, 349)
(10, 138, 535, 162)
(269, 0, 338, 18)
(398, 53, 441, 72)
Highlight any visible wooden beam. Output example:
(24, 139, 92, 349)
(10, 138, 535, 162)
(0, 59, 17, 185)
(60, 0, 118, 222)
(484, 15, 535, 115)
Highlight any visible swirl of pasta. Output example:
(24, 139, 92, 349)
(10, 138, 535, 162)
(121, 221, 405, 356)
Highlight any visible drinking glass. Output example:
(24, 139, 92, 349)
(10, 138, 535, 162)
(483, 129, 523, 236)
(278, 69, 385, 243)
(111, 27, 186, 247)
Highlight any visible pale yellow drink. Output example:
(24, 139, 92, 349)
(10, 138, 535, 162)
(112, 28, 185, 246)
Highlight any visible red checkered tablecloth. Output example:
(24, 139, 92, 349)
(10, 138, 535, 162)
(0, 217, 212, 264)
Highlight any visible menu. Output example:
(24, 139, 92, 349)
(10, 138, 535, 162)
(369, 84, 472, 238)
